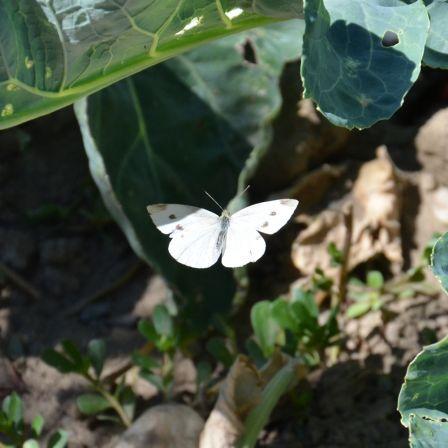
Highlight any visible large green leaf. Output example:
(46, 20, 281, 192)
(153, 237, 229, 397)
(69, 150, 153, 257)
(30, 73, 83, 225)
(398, 336, 448, 447)
(423, 0, 448, 68)
(431, 232, 448, 295)
(301, 0, 429, 129)
(0, 0, 304, 130)
(75, 22, 302, 322)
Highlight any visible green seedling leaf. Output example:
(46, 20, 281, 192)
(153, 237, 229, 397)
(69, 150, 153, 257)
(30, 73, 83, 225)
(245, 339, 266, 366)
(312, 268, 333, 292)
(271, 298, 298, 332)
(367, 271, 384, 289)
(348, 277, 365, 288)
(153, 305, 174, 338)
(31, 414, 44, 437)
(76, 394, 111, 416)
(61, 340, 90, 374)
(140, 371, 165, 393)
(431, 232, 448, 294)
(87, 339, 107, 378)
(118, 386, 136, 422)
(132, 352, 160, 371)
(206, 337, 235, 368)
(196, 361, 212, 386)
(327, 242, 343, 266)
(48, 429, 69, 448)
(398, 335, 448, 447)
(251, 301, 282, 358)
(138, 320, 158, 343)
(301, 0, 429, 128)
(42, 349, 77, 374)
(2, 392, 23, 425)
(292, 289, 319, 319)
(23, 440, 39, 448)
(347, 301, 372, 319)
(75, 21, 302, 326)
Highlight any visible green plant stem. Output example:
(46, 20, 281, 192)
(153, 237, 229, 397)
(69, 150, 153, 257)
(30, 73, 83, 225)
(237, 359, 302, 448)
(85, 374, 132, 428)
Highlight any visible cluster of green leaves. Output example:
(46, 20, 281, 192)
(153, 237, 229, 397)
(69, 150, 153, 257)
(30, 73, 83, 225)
(347, 266, 435, 319)
(42, 339, 135, 428)
(250, 288, 339, 366)
(0, 393, 67, 448)
(134, 304, 180, 399)
(1, 1, 448, 130)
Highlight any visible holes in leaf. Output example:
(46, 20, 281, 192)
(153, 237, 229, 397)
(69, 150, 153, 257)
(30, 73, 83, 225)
(242, 40, 257, 64)
(382, 31, 399, 48)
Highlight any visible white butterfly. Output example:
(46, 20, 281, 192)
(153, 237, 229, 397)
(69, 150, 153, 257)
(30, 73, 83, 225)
(147, 199, 298, 269)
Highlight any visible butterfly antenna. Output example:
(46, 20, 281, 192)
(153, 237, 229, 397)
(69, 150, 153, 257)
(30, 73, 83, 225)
(205, 191, 224, 211)
(235, 185, 250, 200)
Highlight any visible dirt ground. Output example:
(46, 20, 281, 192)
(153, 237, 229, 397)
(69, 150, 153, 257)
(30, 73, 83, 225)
(1, 66, 448, 447)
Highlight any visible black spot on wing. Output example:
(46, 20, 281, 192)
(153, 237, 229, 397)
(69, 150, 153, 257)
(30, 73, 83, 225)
(169, 214, 176, 219)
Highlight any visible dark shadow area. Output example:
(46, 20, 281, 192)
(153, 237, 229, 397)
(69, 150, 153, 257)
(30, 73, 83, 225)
(0, 107, 149, 362)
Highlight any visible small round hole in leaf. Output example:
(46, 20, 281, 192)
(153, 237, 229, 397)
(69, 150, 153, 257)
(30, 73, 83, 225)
(242, 40, 257, 64)
(382, 31, 399, 47)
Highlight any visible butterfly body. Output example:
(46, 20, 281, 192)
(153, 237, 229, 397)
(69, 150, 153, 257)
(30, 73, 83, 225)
(147, 199, 298, 269)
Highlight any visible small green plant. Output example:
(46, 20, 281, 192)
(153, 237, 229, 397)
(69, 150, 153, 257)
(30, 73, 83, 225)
(133, 304, 181, 400)
(0, 392, 67, 448)
(42, 339, 135, 428)
(347, 266, 438, 320)
(250, 288, 340, 366)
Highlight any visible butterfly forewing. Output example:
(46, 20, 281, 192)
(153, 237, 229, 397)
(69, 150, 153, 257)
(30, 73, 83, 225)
(147, 204, 220, 235)
(230, 199, 298, 234)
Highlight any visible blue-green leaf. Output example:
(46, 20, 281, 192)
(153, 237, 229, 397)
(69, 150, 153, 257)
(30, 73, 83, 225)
(0, 1, 301, 129)
(301, 0, 429, 129)
(423, 0, 448, 68)
(432, 232, 448, 294)
(398, 336, 448, 447)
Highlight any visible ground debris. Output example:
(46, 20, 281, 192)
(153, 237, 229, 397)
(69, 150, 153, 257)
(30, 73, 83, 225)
(292, 145, 403, 278)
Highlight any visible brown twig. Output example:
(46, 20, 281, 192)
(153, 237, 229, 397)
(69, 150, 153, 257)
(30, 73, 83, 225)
(0, 261, 41, 300)
(334, 204, 353, 308)
(62, 261, 143, 317)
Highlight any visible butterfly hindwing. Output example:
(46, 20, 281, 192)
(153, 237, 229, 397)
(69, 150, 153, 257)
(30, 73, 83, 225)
(230, 199, 298, 235)
(221, 223, 266, 268)
(168, 224, 223, 269)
